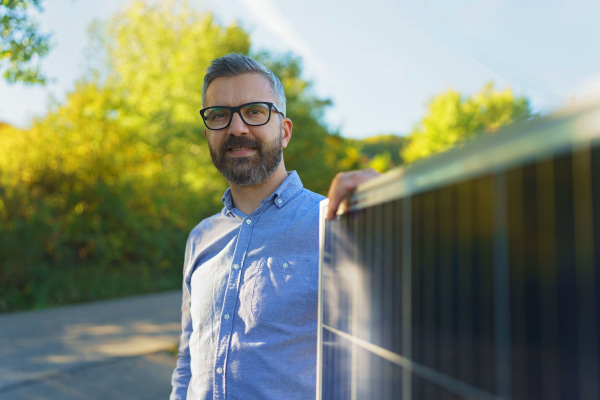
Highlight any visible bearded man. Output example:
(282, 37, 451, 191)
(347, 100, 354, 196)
(170, 53, 376, 400)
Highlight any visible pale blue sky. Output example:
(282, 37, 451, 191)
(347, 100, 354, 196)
(1, 0, 599, 138)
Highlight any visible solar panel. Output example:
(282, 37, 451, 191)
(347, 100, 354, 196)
(317, 99, 600, 400)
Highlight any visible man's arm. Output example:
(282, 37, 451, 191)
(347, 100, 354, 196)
(170, 279, 192, 400)
(326, 169, 379, 220)
(170, 237, 195, 400)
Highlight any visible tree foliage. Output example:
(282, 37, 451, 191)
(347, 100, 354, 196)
(0, 1, 248, 311)
(0, 0, 338, 312)
(341, 134, 406, 172)
(402, 82, 532, 163)
(0, 0, 51, 84)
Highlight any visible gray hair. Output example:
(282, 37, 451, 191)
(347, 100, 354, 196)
(201, 53, 287, 116)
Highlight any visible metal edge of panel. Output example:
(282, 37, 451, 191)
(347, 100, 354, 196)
(316, 199, 329, 400)
(340, 100, 600, 214)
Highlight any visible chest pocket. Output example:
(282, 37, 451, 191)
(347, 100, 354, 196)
(251, 257, 316, 324)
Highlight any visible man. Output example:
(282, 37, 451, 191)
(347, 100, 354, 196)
(170, 53, 376, 399)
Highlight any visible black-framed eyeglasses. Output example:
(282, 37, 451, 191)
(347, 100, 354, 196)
(199, 102, 284, 130)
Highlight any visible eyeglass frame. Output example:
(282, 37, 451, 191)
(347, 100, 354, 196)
(199, 101, 285, 131)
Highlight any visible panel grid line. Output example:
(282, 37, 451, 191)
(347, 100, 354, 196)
(401, 197, 412, 400)
(322, 324, 504, 400)
(493, 172, 512, 398)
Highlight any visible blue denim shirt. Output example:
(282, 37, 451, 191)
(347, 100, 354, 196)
(170, 171, 325, 400)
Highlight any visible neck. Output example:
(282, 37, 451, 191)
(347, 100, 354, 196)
(229, 165, 289, 215)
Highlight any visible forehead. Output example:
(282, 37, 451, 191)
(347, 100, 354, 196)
(204, 73, 275, 107)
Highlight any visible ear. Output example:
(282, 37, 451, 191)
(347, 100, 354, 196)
(281, 117, 293, 149)
(204, 128, 208, 140)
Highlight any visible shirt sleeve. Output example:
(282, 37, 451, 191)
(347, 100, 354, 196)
(170, 238, 194, 399)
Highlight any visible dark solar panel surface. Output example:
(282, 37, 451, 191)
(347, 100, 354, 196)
(318, 108, 600, 399)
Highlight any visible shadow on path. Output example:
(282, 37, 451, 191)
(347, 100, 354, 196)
(0, 351, 176, 400)
(0, 291, 182, 399)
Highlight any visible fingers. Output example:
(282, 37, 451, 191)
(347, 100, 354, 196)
(326, 169, 379, 220)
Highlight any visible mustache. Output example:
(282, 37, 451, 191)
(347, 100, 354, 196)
(221, 136, 262, 152)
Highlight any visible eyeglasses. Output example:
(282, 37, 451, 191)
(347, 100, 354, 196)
(199, 102, 284, 130)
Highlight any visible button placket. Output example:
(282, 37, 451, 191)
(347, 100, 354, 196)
(216, 208, 266, 398)
(216, 209, 262, 398)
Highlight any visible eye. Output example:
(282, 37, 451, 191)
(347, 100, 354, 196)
(243, 103, 270, 122)
(246, 106, 267, 115)
(206, 108, 230, 121)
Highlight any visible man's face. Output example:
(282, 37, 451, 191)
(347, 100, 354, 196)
(203, 73, 292, 187)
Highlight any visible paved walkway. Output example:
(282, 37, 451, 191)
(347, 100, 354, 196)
(0, 291, 182, 399)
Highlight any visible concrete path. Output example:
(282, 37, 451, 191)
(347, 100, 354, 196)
(0, 291, 182, 399)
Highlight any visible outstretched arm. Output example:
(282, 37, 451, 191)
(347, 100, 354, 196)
(326, 169, 379, 220)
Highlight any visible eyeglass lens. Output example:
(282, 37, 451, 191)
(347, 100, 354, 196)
(204, 103, 271, 129)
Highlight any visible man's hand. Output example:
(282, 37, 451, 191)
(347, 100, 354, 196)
(326, 169, 379, 220)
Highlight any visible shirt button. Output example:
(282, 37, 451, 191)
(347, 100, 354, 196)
(277, 198, 283, 204)
(283, 262, 288, 269)
(233, 264, 240, 270)
(224, 314, 230, 320)
(216, 367, 223, 374)
(246, 219, 251, 225)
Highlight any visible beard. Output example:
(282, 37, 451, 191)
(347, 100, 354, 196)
(208, 130, 283, 187)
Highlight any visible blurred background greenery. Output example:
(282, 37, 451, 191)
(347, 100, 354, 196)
(0, 0, 531, 312)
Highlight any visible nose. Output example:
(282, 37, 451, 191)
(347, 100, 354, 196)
(227, 111, 249, 136)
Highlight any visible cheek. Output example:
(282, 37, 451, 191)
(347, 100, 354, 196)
(206, 136, 221, 153)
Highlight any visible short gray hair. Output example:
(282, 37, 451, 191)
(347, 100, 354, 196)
(201, 53, 287, 116)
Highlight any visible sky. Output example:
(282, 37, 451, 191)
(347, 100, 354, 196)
(1, 0, 599, 139)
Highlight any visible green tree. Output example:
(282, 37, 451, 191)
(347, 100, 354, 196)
(402, 82, 532, 163)
(88, 0, 253, 207)
(326, 134, 363, 172)
(368, 152, 392, 173)
(0, 82, 185, 310)
(360, 134, 406, 166)
(0, 0, 51, 84)
(340, 134, 407, 172)
(0, 1, 252, 311)
(0, 0, 339, 312)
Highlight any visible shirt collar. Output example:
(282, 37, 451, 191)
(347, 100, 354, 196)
(221, 171, 304, 216)
(270, 171, 303, 208)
